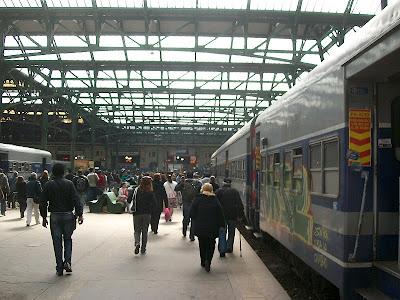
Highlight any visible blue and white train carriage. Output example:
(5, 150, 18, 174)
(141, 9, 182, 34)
(212, 2, 400, 299)
(0, 143, 52, 179)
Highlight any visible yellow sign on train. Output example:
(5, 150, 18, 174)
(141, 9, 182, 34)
(348, 108, 371, 166)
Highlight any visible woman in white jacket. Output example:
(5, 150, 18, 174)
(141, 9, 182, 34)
(163, 174, 177, 221)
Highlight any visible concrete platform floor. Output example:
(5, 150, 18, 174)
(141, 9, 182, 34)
(0, 208, 290, 300)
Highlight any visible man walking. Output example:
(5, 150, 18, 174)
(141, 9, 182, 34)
(215, 178, 244, 256)
(40, 163, 84, 276)
(175, 172, 202, 241)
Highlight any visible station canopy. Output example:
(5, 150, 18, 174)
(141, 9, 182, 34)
(0, 0, 384, 144)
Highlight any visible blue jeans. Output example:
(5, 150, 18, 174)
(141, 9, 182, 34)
(182, 202, 194, 238)
(50, 212, 76, 272)
(226, 220, 237, 252)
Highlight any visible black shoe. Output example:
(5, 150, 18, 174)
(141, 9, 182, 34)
(153, 231, 158, 234)
(204, 260, 210, 272)
(63, 262, 72, 273)
(140, 249, 146, 254)
(56, 270, 63, 276)
(190, 236, 195, 242)
(201, 261, 205, 268)
(225, 249, 233, 253)
(182, 227, 186, 237)
(26, 224, 30, 227)
(220, 253, 225, 257)
(134, 245, 140, 255)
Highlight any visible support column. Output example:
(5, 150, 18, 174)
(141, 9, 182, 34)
(70, 109, 77, 170)
(0, 26, 6, 140)
(105, 135, 109, 170)
(90, 127, 96, 161)
(41, 95, 49, 150)
(115, 142, 120, 171)
(381, 0, 388, 9)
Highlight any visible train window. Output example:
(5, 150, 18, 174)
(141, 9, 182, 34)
(292, 148, 303, 192)
(261, 155, 266, 184)
(283, 151, 292, 189)
(310, 143, 322, 193)
(24, 163, 30, 171)
(267, 154, 274, 185)
(273, 152, 280, 186)
(324, 140, 339, 195)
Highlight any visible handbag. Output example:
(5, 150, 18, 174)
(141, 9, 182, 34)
(128, 187, 139, 213)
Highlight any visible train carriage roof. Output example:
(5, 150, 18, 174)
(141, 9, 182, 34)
(0, 143, 52, 157)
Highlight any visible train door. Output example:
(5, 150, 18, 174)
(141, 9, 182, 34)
(375, 84, 400, 271)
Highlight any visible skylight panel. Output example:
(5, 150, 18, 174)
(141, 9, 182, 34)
(204, 37, 232, 49)
(148, 0, 196, 8)
(198, 0, 246, 9)
(301, 0, 348, 13)
(251, 0, 297, 11)
(161, 36, 195, 48)
(47, 0, 92, 7)
(162, 51, 195, 62)
(99, 36, 124, 47)
(197, 52, 229, 63)
(352, 0, 381, 14)
(60, 52, 92, 60)
(93, 50, 125, 61)
(127, 50, 160, 61)
(0, 0, 32, 7)
(97, 0, 143, 7)
(54, 36, 88, 47)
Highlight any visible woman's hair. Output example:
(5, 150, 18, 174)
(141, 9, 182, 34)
(16, 176, 24, 183)
(201, 183, 215, 196)
(139, 176, 153, 192)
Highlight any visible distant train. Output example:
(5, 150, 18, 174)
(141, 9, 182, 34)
(212, 3, 400, 299)
(0, 143, 52, 179)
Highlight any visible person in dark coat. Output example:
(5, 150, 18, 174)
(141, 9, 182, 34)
(150, 173, 168, 234)
(190, 183, 225, 272)
(15, 176, 27, 218)
(215, 178, 245, 256)
(127, 176, 156, 255)
(40, 163, 83, 276)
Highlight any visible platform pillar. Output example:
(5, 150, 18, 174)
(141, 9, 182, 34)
(41, 96, 49, 150)
(70, 109, 77, 170)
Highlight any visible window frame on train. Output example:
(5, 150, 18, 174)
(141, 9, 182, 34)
(309, 137, 340, 197)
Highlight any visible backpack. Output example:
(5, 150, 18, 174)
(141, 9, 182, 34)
(75, 176, 89, 193)
(181, 180, 200, 203)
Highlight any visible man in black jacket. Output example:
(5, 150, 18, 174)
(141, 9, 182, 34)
(40, 163, 84, 276)
(215, 178, 244, 256)
(175, 172, 202, 241)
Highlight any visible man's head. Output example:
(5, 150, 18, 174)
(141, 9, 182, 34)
(167, 173, 172, 183)
(210, 175, 216, 183)
(77, 170, 83, 176)
(52, 163, 65, 178)
(89, 168, 94, 173)
(186, 172, 193, 179)
(223, 178, 232, 187)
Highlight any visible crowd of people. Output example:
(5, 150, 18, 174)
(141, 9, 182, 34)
(0, 165, 245, 275)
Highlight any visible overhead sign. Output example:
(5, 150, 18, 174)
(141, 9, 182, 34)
(348, 108, 371, 166)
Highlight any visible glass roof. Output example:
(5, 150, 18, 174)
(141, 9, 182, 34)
(0, 0, 386, 138)
(0, 0, 387, 14)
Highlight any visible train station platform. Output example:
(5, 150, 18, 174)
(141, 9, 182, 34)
(0, 208, 290, 300)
